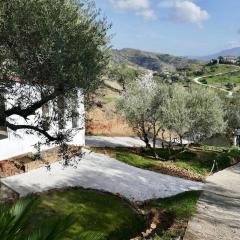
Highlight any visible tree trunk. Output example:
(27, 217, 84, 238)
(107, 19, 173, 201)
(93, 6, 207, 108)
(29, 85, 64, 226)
(167, 133, 173, 160)
(180, 135, 184, 150)
(57, 95, 65, 130)
(153, 124, 156, 149)
(144, 136, 151, 149)
(161, 130, 165, 149)
(153, 137, 156, 149)
(0, 93, 6, 132)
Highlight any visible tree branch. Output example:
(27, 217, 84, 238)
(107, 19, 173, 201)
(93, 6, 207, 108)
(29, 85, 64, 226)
(6, 121, 59, 142)
(5, 89, 61, 118)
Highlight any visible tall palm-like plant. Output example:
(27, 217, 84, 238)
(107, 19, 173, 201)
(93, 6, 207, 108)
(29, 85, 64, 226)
(0, 196, 75, 240)
(0, 196, 106, 240)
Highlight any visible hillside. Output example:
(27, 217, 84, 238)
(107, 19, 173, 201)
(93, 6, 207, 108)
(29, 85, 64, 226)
(112, 48, 199, 72)
(197, 47, 240, 61)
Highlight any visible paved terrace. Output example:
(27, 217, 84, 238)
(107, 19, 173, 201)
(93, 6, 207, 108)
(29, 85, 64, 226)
(184, 163, 240, 240)
(1, 150, 203, 202)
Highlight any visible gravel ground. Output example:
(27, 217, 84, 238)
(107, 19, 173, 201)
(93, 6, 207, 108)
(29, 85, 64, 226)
(1, 150, 203, 202)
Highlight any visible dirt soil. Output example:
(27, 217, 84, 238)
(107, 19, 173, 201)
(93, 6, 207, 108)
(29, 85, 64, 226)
(0, 146, 82, 177)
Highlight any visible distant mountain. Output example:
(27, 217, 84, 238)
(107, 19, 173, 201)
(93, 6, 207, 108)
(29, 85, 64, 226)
(112, 48, 199, 72)
(197, 47, 240, 61)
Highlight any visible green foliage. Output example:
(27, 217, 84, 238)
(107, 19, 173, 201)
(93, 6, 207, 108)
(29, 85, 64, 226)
(225, 96, 240, 131)
(29, 189, 145, 240)
(176, 151, 197, 161)
(0, 0, 110, 141)
(162, 84, 226, 144)
(0, 196, 74, 240)
(162, 85, 190, 142)
(0, 0, 110, 92)
(108, 63, 142, 89)
(187, 86, 226, 141)
(118, 78, 225, 149)
(117, 80, 169, 149)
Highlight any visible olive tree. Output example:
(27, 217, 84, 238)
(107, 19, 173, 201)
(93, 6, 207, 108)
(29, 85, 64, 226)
(162, 85, 190, 147)
(188, 86, 226, 143)
(0, 0, 110, 143)
(163, 85, 226, 147)
(225, 96, 240, 144)
(117, 79, 168, 155)
(108, 63, 141, 90)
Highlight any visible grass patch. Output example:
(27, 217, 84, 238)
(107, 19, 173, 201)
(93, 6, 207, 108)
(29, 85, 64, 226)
(92, 146, 240, 178)
(205, 71, 240, 92)
(144, 191, 202, 239)
(102, 95, 119, 103)
(144, 191, 202, 220)
(28, 189, 145, 240)
(24, 188, 202, 240)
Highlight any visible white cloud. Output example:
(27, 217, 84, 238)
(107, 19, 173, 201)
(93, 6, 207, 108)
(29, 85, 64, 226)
(108, 0, 157, 20)
(107, 0, 209, 24)
(159, 0, 209, 27)
(109, 0, 150, 10)
(136, 9, 157, 20)
(170, 1, 209, 27)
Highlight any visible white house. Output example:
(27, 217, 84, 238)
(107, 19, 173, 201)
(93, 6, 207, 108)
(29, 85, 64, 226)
(0, 83, 85, 161)
(223, 56, 238, 64)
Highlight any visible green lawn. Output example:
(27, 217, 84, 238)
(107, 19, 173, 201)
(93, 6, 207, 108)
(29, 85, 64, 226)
(28, 189, 145, 240)
(25, 188, 202, 240)
(92, 146, 240, 178)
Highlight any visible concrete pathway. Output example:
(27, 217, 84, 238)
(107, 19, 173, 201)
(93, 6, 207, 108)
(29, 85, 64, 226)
(1, 150, 203, 202)
(86, 136, 161, 148)
(85, 136, 189, 148)
(184, 163, 240, 240)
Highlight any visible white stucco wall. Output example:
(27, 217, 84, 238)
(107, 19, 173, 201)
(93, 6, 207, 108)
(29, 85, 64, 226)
(0, 85, 85, 161)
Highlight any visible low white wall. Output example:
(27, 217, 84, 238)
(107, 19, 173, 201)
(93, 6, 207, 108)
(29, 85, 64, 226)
(0, 129, 85, 161)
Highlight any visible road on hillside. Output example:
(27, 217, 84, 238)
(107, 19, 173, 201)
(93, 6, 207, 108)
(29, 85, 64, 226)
(192, 67, 240, 97)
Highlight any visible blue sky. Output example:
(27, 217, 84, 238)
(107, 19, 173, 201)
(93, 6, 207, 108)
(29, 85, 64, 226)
(94, 0, 240, 56)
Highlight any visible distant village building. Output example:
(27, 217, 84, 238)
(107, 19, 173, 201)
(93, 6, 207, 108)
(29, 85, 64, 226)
(222, 56, 238, 64)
